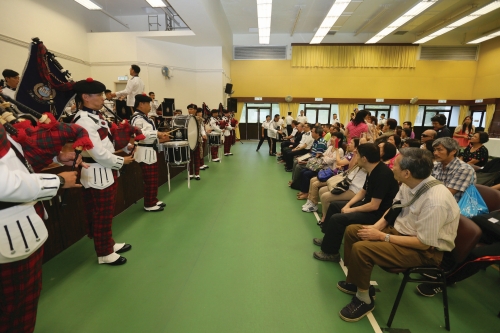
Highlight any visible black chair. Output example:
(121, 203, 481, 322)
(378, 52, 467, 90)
(381, 215, 482, 331)
(475, 184, 500, 212)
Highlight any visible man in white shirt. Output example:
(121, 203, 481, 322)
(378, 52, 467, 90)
(1, 69, 20, 99)
(283, 123, 313, 171)
(285, 112, 294, 135)
(101, 89, 116, 121)
(112, 64, 145, 115)
(332, 113, 340, 126)
(379, 113, 387, 126)
(335, 148, 459, 322)
(297, 110, 308, 124)
(148, 92, 160, 118)
(268, 114, 283, 156)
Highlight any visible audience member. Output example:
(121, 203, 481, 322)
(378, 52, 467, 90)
(345, 110, 370, 143)
(459, 132, 489, 167)
(432, 114, 452, 138)
(297, 110, 308, 124)
(431, 137, 475, 202)
(403, 121, 415, 138)
(402, 138, 421, 148)
(313, 143, 399, 262)
(283, 123, 314, 172)
(453, 116, 474, 148)
(381, 118, 397, 137)
(420, 129, 437, 148)
(379, 113, 387, 125)
(336, 148, 459, 322)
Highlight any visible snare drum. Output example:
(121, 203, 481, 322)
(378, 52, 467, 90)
(208, 133, 221, 146)
(163, 141, 190, 165)
(171, 115, 199, 150)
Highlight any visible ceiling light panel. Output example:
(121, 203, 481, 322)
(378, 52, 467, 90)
(145, 0, 166, 8)
(366, 0, 438, 44)
(310, 0, 352, 44)
(257, 0, 272, 44)
(415, 0, 500, 44)
(74, 0, 102, 10)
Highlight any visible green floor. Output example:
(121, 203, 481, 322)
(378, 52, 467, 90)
(35, 142, 499, 333)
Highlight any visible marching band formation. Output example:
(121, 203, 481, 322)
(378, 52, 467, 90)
(0, 61, 238, 332)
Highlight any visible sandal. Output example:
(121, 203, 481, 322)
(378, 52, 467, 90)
(297, 194, 308, 200)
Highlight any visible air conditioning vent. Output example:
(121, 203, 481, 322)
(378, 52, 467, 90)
(419, 46, 478, 60)
(394, 31, 408, 35)
(234, 46, 287, 60)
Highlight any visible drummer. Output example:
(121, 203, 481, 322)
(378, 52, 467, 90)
(209, 109, 222, 162)
(196, 108, 209, 170)
(131, 94, 169, 212)
(187, 104, 206, 180)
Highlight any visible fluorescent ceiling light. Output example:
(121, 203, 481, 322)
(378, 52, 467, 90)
(257, 0, 272, 44)
(310, 0, 352, 44)
(74, 0, 102, 10)
(366, 0, 438, 44)
(415, 0, 500, 44)
(468, 29, 500, 44)
(145, 0, 166, 8)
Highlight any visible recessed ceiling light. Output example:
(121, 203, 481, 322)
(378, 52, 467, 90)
(145, 0, 167, 8)
(366, 0, 438, 44)
(310, 0, 352, 44)
(415, 0, 500, 44)
(468, 29, 500, 44)
(257, 0, 272, 44)
(74, 0, 102, 10)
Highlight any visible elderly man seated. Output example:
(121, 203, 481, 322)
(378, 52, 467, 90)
(431, 137, 475, 202)
(335, 148, 459, 322)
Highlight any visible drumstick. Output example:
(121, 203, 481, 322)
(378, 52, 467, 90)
(163, 128, 180, 134)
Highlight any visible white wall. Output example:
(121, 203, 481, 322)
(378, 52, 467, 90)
(0, 0, 111, 81)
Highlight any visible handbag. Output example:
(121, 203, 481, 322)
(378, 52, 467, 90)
(306, 157, 324, 172)
(331, 166, 361, 195)
(326, 173, 346, 192)
(458, 177, 489, 218)
(318, 168, 334, 182)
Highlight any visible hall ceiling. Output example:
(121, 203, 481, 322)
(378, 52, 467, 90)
(219, 0, 500, 44)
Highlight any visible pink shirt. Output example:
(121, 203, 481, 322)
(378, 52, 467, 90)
(346, 121, 368, 142)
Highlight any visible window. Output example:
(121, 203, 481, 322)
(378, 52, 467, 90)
(359, 105, 395, 123)
(239, 105, 247, 123)
(415, 105, 458, 128)
(304, 104, 335, 124)
(470, 110, 487, 129)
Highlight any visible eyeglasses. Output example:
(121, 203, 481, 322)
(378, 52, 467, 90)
(421, 134, 430, 138)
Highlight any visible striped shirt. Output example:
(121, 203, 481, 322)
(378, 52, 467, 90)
(432, 158, 475, 202)
(393, 176, 460, 252)
(311, 137, 327, 157)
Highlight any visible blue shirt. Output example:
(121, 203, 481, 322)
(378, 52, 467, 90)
(311, 137, 327, 157)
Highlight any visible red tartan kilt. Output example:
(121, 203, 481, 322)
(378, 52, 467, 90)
(0, 246, 44, 333)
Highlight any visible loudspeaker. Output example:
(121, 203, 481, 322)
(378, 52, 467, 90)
(224, 83, 233, 94)
(227, 98, 237, 112)
(161, 98, 175, 116)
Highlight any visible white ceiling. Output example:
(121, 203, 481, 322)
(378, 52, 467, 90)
(87, 0, 500, 45)
(220, 0, 500, 44)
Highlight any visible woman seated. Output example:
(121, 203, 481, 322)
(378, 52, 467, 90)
(297, 133, 344, 200)
(459, 132, 489, 167)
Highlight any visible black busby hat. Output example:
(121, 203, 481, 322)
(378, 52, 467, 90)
(73, 78, 106, 94)
(135, 93, 152, 104)
(211, 109, 219, 114)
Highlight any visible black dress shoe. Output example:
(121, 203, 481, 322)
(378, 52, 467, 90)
(106, 256, 127, 266)
(116, 244, 132, 254)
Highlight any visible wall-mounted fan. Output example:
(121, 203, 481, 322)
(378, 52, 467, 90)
(161, 66, 171, 79)
(410, 96, 419, 104)
(285, 95, 293, 102)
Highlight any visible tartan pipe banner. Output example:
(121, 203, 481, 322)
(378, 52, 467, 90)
(16, 38, 75, 120)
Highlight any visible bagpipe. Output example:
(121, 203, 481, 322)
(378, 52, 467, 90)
(16, 38, 75, 120)
(0, 93, 93, 172)
(101, 104, 145, 151)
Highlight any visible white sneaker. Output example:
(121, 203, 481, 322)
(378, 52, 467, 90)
(304, 204, 318, 213)
(189, 175, 194, 179)
(144, 205, 164, 212)
(200, 165, 209, 170)
(302, 200, 312, 209)
(212, 158, 220, 162)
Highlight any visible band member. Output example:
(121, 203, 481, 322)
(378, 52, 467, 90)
(186, 104, 207, 179)
(209, 109, 222, 162)
(1, 69, 19, 99)
(73, 78, 134, 266)
(196, 108, 209, 170)
(229, 111, 237, 145)
(102, 89, 116, 121)
(222, 109, 234, 156)
(0, 123, 80, 333)
(148, 92, 160, 117)
(111, 64, 145, 117)
(131, 94, 168, 211)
